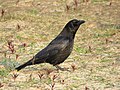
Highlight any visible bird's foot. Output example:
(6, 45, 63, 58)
(55, 65, 71, 72)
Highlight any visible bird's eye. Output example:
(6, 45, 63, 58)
(72, 20, 79, 26)
(73, 20, 78, 23)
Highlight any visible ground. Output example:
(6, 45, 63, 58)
(0, 0, 120, 90)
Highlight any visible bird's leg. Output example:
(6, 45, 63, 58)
(55, 65, 70, 72)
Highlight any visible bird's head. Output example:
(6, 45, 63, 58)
(65, 19, 85, 34)
(60, 19, 85, 38)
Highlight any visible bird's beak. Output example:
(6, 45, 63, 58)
(78, 20, 85, 25)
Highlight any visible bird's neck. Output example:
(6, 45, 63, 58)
(60, 28, 76, 39)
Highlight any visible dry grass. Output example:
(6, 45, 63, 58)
(0, 0, 120, 90)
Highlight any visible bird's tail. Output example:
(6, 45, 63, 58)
(15, 59, 33, 71)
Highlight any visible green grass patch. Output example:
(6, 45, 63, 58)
(99, 59, 112, 63)
(0, 69, 9, 77)
(92, 0, 109, 3)
(0, 58, 19, 71)
(27, 8, 39, 15)
(75, 47, 87, 54)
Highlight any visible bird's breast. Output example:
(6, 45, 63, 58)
(61, 40, 74, 56)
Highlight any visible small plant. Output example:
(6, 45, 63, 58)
(85, 86, 90, 90)
(0, 83, 4, 88)
(16, 54, 19, 60)
(1, 9, 5, 17)
(90, 68, 93, 73)
(16, 24, 20, 30)
(28, 74, 33, 81)
(48, 74, 58, 90)
(11, 73, 19, 81)
(88, 46, 92, 52)
(7, 40, 15, 54)
(74, 0, 78, 8)
(4, 52, 7, 58)
(16, 0, 19, 5)
(22, 43, 27, 47)
(71, 64, 76, 71)
(52, 75, 57, 82)
(60, 79, 65, 84)
(86, 0, 89, 3)
(20, 43, 27, 51)
(38, 72, 44, 80)
(50, 82, 55, 90)
(66, 4, 70, 12)
(109, 2, 112, 6)
(83, 0, 90, 3)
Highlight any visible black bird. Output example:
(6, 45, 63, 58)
(15, 19, 85, 71)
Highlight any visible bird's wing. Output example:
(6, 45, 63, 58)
(48, 36, 70, 49)
(34, 36, 69, 61)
